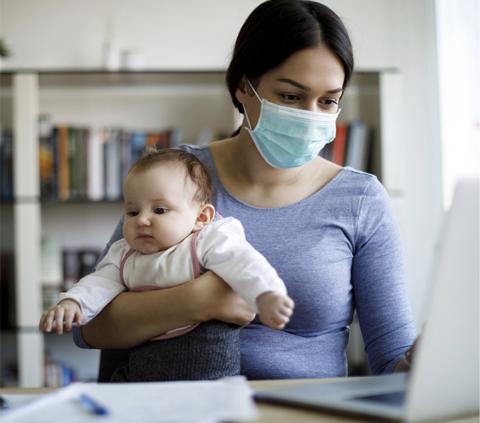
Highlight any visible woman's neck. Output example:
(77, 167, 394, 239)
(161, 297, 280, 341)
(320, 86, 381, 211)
(226, 128, 311, 189)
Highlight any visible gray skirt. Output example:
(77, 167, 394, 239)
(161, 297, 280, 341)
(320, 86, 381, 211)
(110, 320, 241, 382)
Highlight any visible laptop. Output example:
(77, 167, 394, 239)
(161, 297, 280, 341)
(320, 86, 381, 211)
(255, 178, 479, 422)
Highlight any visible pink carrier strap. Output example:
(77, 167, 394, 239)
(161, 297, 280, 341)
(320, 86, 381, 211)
(189, 231, 202, 278)
(119, 248, 136, 286)
(119, 232, 203, 340)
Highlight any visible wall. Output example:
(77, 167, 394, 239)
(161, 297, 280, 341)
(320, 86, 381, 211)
(436, 0, 480, 209)
(1, 0, 408, 70)
(0, 0, 442, 328)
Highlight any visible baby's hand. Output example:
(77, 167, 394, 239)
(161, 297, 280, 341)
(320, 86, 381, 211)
(256, 292, 295, 330)
(39, 300, 83, 335)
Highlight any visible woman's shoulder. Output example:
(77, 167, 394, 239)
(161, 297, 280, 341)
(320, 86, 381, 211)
(320, 165, 386, 203)
(313, 166, 392, 225)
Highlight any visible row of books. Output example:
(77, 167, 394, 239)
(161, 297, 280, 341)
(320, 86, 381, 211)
(320, 121, 373, 170)
(39, 125, 183, 201)
(44, 359, 77, 387)
(0, 120, 373, 201)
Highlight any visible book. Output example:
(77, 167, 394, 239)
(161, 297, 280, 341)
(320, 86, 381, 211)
(331, 122, 348, 166)
(103, 128, 122, 201)
(77, 128, 89, 199)
(77, 249, 101, 278)
(130, 131, 146, 164)
(344, 121, 371, 171)
(0, 128, 13, 200)
(41, 238, 63, 287)
(68, 127, 79, 199)
(39, 135, 55, 199)
(57, 126, 70, 201)
(38, 115, 55, 199)
(86, 127, 104, 201)
(119, 129, 132, 183)
(62, 250, 80, 291)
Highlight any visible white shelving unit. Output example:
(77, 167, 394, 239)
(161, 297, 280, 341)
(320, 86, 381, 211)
(0, 69, 408, 386)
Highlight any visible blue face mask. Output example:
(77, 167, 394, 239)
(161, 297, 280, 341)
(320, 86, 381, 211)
(243, 80, 341, 169)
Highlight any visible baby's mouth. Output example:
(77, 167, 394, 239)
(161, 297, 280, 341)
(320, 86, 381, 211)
(137, 234, 153, 239)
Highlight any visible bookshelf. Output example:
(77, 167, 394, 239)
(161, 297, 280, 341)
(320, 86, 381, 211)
(0, 69, 407, 386)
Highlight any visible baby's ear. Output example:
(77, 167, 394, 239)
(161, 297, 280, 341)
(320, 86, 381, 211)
(193, 204, 215, 231)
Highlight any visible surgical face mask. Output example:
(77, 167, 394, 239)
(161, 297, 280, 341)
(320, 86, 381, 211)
(243, 80, 341, 169)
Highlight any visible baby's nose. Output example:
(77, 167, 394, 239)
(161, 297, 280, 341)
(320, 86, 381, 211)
(137, 213, 151, 226)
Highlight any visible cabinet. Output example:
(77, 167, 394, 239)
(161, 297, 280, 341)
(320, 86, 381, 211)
(0, 69, 407, 386)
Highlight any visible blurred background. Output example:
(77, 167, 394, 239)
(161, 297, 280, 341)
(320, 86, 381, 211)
(0, 0, 478, 387)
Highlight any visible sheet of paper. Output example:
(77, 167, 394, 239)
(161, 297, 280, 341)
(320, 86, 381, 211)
(1, 376, 257, 423)
(0, 394, 42, 411)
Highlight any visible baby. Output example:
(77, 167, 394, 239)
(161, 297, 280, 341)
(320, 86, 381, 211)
(39, 149, 294, 381)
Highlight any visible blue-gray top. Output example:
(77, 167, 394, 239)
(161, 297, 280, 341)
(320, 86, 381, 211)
(75, 144, 415, 378)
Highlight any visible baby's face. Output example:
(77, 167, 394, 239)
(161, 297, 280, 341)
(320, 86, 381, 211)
(122, 164, 201, 254)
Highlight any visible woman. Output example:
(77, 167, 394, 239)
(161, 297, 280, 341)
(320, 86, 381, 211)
(75, 0, 416, 380)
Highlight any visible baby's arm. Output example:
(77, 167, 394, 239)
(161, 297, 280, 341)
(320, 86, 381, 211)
(39, 240, 129, 334)
(198, 217, 294, 330)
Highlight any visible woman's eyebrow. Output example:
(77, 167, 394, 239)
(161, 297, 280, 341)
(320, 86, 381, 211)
(326, 87, 344, 94)
(276, 78, 343, 95)
(276, 78, 309, 90)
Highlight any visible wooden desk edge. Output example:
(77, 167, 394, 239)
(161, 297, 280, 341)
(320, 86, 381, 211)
(1, 379, 478, 423)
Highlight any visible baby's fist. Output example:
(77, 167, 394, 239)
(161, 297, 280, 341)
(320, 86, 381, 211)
(256, 292, 295, 330)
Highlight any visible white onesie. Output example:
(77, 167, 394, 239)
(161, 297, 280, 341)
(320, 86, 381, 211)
(58, 217, 286, 336)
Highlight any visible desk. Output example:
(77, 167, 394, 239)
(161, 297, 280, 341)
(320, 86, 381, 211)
(1, 380, 479, 423)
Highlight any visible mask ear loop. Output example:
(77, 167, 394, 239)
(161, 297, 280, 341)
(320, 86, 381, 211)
(243, 79, 262, 131)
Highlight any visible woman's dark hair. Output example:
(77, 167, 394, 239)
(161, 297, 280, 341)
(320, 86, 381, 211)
(226, 0, 354, 114)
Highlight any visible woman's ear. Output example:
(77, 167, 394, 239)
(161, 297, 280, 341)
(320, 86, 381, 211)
(235, 76, 250, 106)
(193, 203, 216, 231)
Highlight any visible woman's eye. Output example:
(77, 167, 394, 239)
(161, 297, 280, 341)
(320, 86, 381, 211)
(319, 98, 339, 110)
(154, 207, 167, 215)
(279, 93, 301, 102)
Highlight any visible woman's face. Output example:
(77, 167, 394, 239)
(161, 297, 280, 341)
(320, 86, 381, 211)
(237, 43, 345, 130)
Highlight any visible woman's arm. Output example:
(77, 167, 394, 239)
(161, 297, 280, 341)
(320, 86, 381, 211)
(81, 270, 255, 349)
(352, 177, 417, 374)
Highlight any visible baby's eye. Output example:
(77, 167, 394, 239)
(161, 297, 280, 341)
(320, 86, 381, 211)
(126, 211, 138, 217)
(154, 207, 167, 215)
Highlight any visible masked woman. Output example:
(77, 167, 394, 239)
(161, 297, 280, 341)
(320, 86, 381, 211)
(74, 0, 416, 380)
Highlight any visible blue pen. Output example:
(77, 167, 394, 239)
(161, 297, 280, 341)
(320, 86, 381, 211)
(78, 393, 109, 416)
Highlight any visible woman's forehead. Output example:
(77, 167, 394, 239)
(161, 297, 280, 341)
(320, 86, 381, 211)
(262, 44, 345, 90)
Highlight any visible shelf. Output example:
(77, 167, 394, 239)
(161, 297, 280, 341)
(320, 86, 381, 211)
(0, 68, 399, 89)
(0, 69, 227, 88)
(41, 198, 123, 205)
(1, 68, 410, 387)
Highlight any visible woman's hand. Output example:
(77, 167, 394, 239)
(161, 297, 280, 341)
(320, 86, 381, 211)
(394, 337, 419, 372)
(193, 271, 256, 326)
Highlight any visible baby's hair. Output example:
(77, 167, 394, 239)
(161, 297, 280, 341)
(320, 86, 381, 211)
(128, 148, 213, 204)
